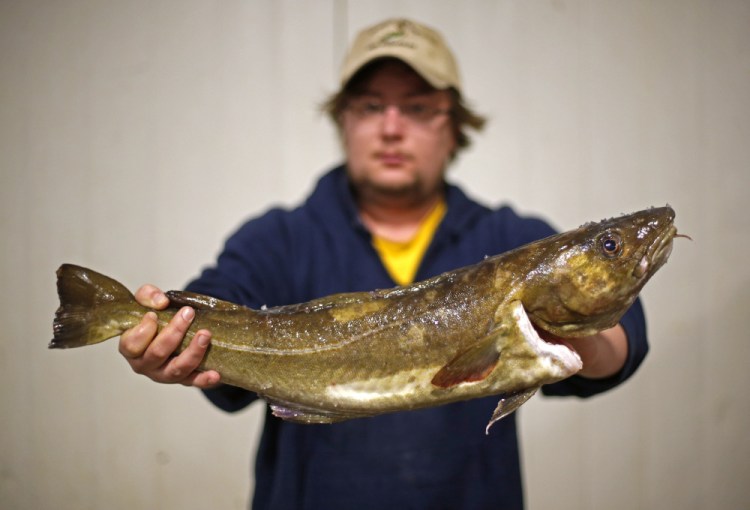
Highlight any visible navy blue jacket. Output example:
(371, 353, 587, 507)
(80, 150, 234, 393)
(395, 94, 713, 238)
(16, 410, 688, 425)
(186, 166, 648, 510)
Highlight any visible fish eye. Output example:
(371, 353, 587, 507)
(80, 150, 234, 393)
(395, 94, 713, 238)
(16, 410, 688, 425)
(599, 232, 623, 258)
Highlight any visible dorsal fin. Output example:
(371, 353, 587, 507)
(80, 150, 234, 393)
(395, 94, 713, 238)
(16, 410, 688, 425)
(165, 290, 245, 311)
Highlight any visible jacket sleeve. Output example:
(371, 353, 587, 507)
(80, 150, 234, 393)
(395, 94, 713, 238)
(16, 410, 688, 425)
(201, 384, 258, 413)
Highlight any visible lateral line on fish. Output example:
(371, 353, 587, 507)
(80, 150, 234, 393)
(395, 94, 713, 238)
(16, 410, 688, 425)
(208, 321, 398, 354)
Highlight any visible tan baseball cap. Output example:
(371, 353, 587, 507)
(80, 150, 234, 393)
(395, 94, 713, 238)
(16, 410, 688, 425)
(339, 18, 462, 92)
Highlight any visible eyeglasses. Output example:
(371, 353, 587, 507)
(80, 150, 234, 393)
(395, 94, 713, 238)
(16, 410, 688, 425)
(345, 98, 452, 124)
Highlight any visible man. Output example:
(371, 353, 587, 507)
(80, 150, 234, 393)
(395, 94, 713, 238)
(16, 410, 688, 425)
(119, 18, 647, 509)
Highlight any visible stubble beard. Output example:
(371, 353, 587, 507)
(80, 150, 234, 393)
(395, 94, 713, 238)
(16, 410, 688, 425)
(353, 172, 446, 213)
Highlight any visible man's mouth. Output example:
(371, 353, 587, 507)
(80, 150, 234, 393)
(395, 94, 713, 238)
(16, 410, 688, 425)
(377, 152, 408, 166)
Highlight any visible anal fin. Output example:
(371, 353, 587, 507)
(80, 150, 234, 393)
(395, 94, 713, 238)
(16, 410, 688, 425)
(268, 400, 347, 425)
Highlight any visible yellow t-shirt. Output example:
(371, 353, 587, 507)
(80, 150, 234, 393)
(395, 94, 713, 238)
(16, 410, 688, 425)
(371, 200, 447, 286)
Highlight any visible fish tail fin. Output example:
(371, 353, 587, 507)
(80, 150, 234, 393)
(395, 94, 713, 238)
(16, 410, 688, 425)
(50, 264, 140, 349)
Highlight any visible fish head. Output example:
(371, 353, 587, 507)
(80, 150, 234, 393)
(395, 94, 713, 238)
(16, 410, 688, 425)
(523, 206, 678, 337)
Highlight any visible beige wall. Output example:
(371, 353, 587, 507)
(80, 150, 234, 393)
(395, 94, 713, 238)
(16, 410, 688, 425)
(2, 1, 748, 508)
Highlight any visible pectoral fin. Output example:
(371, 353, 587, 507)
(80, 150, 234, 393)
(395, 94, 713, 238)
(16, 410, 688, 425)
(431, 301, 532, 389)
(485, 387, 539, 434)
(431, 332, 503, 389)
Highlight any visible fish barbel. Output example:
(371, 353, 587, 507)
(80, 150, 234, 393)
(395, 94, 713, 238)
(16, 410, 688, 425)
(50, 206, 681, 432)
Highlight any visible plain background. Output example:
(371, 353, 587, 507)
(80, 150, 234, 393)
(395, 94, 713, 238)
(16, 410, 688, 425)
(1, 1, 748, 508)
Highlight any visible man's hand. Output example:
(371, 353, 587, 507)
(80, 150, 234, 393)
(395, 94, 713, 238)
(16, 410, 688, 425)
(118, 284, 221, 388)
(562, 324, 629, 379)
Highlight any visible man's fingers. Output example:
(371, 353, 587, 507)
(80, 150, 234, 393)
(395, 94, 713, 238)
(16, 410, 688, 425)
(119, 311, 159, 359)
(160, 329, 212, 383)
(119, 305, 217, 387)
(181, 369, 222, 389)
(138, 307, 195, 370)
(134, 284, 170, 309)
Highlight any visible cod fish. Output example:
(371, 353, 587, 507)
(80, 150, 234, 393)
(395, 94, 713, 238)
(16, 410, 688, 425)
(51, 206, 682, 432)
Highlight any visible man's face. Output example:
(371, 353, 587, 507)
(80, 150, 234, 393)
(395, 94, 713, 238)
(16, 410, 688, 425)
(340, 61, 457, 205)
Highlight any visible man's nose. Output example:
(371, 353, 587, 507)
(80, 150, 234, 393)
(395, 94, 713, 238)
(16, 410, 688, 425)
(381, 105, 405, 137)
